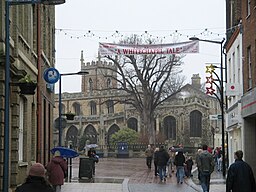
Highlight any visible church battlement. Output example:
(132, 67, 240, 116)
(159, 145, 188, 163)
(85, 60, 114, 66)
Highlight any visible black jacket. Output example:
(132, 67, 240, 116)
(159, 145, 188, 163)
(15, 176, 54, 192)
(155, 148, 169, 166)
(174, 151, 185, 166)
(226, 159, 256, 192)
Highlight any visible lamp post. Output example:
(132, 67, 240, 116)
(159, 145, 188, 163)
(4, 1, 65, 191)
(189, 37, 226, 177)
(58, 71, 88, 146)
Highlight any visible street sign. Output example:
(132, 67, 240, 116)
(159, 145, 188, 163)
(210, 115, 218, 120)
(43, 68, 60, 84)
(218, 115, 222, 119)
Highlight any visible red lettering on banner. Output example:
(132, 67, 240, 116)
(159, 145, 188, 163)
(167, 47, 182, 54)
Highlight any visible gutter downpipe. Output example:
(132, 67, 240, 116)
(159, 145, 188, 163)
(36, 4, 42, 163)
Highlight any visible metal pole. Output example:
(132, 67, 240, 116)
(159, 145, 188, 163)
(59, 74, 62, 146)
(220, 41, 226, 177)
(4, 2, 10, 191)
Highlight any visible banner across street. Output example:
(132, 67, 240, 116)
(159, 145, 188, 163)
(99, 40, 199, 56)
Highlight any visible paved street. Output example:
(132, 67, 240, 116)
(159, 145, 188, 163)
(62, 157, 225, 192)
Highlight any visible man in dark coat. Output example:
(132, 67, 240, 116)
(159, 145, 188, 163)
(155, 145, 169, 182)
(226, 150, 256, 192)
(16, 163, 54, 192)
(174, 150, 186, 184)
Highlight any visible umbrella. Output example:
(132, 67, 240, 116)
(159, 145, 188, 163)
(51, 147, 79, 158)
(85, 144, 98, 149)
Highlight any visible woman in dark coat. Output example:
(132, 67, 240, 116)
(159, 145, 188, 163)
(16, 163, 54, 192)
(46, 150, 67, 192)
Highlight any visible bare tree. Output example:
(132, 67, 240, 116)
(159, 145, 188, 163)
(100, 35, 186, 144)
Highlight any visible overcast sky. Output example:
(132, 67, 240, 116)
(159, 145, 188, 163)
(55, 0, 226, 93)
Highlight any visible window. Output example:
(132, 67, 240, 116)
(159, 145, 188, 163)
(107, 124, 120, 144)
(107, 78, 112, 88)
(247, 46, 252, 89)
(127, 118, 138, 132)
(190, 110, 202, 137)
(163, 116, 176, 140)
(83, 125, 98, 144)
(72, 102, 81, 116)
(90, 101, 97, 115)
(89, 78, 93, 92)
(106, 100, 114, 114)
(18, 98, 25, 162)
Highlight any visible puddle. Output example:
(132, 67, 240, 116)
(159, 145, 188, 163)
(73, 177, 124, 184)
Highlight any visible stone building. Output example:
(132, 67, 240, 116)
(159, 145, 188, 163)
(0, 2, 60, 190)
(54, 51, 222, 152)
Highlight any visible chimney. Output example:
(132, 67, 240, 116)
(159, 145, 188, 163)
(191, 74, 201, 89)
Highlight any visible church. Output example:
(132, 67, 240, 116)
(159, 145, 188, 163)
(53, 51, 222, 152)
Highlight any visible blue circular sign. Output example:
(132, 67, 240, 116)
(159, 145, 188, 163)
(43, 68, 60, 84)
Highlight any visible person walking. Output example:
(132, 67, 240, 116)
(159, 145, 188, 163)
(155, 145, 169, 182)
(196, 148, 203, 182)
(185, 156, 194, 177)
(16, 163, 54, 192)
(226, 150, 256, 192)
(153, 147, 159, 176)
(167, 147, 175, 177)
(145, 144, 154, 169)
(197, 144, 215, 192)
(174, 150, 185, 184)
(46, 150, 68, 192)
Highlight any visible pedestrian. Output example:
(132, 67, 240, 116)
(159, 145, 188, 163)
(153, 147, 159, 176)
(15, 163, 54, 192)
(195, 148, 203, 182)
(88, 150, 99, 175)
(185, 156, 194, 177)
(226, 150, 256, 192)
(155, 145, 169, 182)
(87, 147, 96, 157)
(216, 147, 222, 171)
(167, 146, 175, 177)
(145, 144, 154, 169)
(197, 144, 215, 192)
(174, 150, 185, 184)
(46, 150, 68, 192)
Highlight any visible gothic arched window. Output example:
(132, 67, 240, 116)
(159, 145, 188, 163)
(90, 101, 97, 115)
(107, 78, 112, 88)
(190, 110, 202, 137)
(72, 102, 81, 116)
(83, 125, 97, 144)
(89, 78, 93, 92)
(107, 124, 120, 144)
(106, 100, 114, 114)
(127, 117, 138, 132)
(66, 125, 78, 148)
(163, 116, 176, 140)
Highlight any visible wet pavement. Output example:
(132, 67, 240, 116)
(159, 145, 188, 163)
(62, 157, 226, 192)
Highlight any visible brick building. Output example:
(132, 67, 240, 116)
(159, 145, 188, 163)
(226, 0, 256, 175)
(0, 2, 59, 190)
